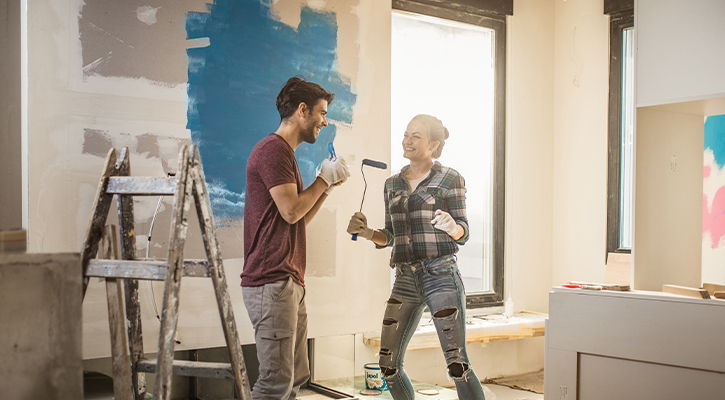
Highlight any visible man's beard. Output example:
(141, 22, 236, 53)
(301, 122, 317, 144)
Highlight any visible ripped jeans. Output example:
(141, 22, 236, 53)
(379, 255, 486, 400)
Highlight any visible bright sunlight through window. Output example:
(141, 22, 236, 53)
(391, 11, 495, 293)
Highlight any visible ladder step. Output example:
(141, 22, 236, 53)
(86, 259, 211, 280)
(106, 177, 177, 195)
(137, 359, 234, 379)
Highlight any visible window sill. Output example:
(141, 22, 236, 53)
(362, 311, 546, 351)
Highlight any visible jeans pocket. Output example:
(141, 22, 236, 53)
(426, 257, 455, 276)
(268, 277, 293, 301)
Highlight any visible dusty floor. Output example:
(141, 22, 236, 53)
(85, 374, 543, 399)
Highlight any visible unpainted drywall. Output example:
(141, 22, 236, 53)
(634, 107, 703, 291)
(551, 0, 610, 288)
(26, 0, 391, 359)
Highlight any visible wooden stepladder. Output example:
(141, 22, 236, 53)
(81, 145, 252, 400)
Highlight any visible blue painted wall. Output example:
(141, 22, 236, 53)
(186, 0, 355, 224)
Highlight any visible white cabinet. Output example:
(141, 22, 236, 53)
(545, 288, 725, 399)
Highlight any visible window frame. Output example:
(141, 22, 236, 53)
(606, 9, 634, 258)
(392, 0, 508, 308)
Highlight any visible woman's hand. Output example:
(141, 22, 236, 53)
(347, 212, 374, 240)
(431, 209, 461, 238)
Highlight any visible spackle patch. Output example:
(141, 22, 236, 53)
(79, 0, 195, 85)
(136, 6, 160, 25)
(185, 1, 356, 224)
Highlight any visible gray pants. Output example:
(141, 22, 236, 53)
(242, 277, 310, 400)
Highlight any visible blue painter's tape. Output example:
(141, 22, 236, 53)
(185, 0, 356, 223)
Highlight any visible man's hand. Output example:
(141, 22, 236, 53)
(431, 209, 460, 237)
(347, 212, 374, 240)
(318, 157, 350, 193)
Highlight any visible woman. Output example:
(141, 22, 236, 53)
(347, 114, 486, 399)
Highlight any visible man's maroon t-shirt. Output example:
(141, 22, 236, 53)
(242, 133, 306, 287)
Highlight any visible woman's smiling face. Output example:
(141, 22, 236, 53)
(402, 119, 439, 162)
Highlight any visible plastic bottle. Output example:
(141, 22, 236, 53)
(504, 295, 514, 317)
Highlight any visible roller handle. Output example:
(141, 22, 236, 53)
(352, 233, 358, 241)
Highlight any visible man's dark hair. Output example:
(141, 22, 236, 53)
(276, 76, 335, 121)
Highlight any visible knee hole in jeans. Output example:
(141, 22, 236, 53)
(387, 297, 402, 305)
(379, 347, 392, 357)
(433, 307, 457, 319)
(381, 366, 397, 377)
(447, 362, 469, 378)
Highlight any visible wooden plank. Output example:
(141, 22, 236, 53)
(115, 149, 147, 400)
(662, 284, 710, 299)
(154, 145, 192, 400)
(702, 283, 725, 297)
(189, 146, 252, 399)
(86, 259, 211, 280)
(107, 177, 177, 196)
(713, 291, 725, 300)
(605, 252, 631, 285)
(137, 359, 234, 380)
(81, 148, 117, 299)
(103, 227, 134, 400)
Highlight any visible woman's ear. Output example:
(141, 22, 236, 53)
(430, 140, 441, 153)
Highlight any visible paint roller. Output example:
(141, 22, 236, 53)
(352, 158, 388, 240)
(327, 142, 388, 240)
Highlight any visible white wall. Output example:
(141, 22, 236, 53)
(636, 0, 725, 107)
(552, 0, 611, 288)
(634, 108, 703, 291)
(505, 0, 555, 314)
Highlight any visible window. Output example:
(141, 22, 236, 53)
(391, 0, 508, 307)
(606, 6, 634, 257)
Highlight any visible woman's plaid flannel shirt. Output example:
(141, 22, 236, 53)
(376, 162, 469, 266)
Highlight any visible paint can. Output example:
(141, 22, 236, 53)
(363, 363, 388, 391)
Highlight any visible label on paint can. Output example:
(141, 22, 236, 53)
(363, 363, 388, 391)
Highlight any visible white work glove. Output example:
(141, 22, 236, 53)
(431, 209, 460, 237)
(318, 156, 350, 190)
(347, 212, 374, 240)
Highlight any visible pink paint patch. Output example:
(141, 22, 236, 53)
(705, 166, 712, 178)
(703, 187, 725, 249)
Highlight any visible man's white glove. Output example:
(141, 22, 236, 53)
(318, 157, 350, 192)
(431, 209, 460, 237)
(347, 212, 374, 240)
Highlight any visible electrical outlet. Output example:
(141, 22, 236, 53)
(560, 385, 568, 400)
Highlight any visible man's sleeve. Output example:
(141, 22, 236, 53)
(257, 141, 297, 190)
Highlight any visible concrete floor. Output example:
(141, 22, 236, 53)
(85, 375, 543, 400)
(297, 384, 543, 400)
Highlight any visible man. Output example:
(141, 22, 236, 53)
(241, 76, 349, 400)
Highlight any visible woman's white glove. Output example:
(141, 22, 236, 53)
(431, 209, 460, 237)
(318, 157, 350, 190)
(347, 212, 374, 240)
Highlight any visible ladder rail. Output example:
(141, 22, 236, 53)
(80, 148, 118, 299)
(154, 145, 193, 400)
(115, 148, 147, 400)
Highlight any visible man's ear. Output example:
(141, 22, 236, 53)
(297, 102, 308, 117)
